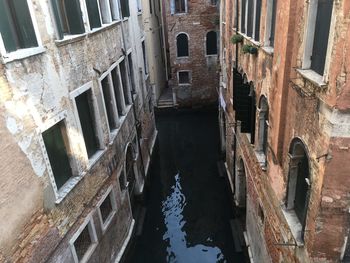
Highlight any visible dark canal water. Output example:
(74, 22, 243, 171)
(126, 108, 246, 263)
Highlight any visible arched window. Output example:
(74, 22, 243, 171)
(206, 31, 217, 55)
(286, 138, 311, 240)
(176, 33, 189, 57)
(257, 96, 269, 157)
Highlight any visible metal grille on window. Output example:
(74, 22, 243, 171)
(175, 0, 186, 13)
(100, 194, 113, 223)
(74, 225, 92, 261)
(179, 72, 190, 84)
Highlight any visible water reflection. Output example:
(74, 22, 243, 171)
(162, 173, 226, 263)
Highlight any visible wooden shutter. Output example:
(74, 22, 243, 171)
(247, 0, 254, 37)
(86, 0, 101, 29)
(76, 91, 99, 158)
(311, 0, 333, 75)
(254, 0, 262, 41)
(0, 0, 17, 52)
(241, 0, 246, 33)
(65, 0, 85, 34)
(11, 0, 38, 49)
(270, 0, 277, 46)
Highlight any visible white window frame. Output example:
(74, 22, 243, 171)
(264, 0, 275, 49)
(99, 69, 121, 138)
(97, 185, 117, 232)
(70, 81, 105, 168)
(170, 0, 188, 15)
(69, 214, 98, 263)
(178, 70, 191, 85)
(301, 0, 335, 80)
(0, 0, 45, 63)
(38, 111, 85, 203)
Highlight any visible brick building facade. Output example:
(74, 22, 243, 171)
(220, 0, 350, 262)
(163, 0, 220, 107)
(0, 0, 158, 262)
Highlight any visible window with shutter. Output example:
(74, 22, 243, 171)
(85, 0, 102, 29)
(241, 0, 247, 33)
(101, 76, 117, 131)
(75, 90, 99, 158)
(247, 0, 254, 37)
(51, 0, 85, 39)
(0, 0, 38, 52)
(120, 0, 130, 18)
(120, 60, 132, 105)
(254, 0, 262, 41)
(310, 0, 333, 75)
(42, 121, 73, 190)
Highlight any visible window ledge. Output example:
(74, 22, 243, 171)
(238, 32, 261, 47)
(254, 151, 267, 170)
(296, 69, 327, 88)
(80, 243, 98, 263)
(55, 33, 87, 47)
(88, 21, 121, 37)
(137, 11, 142, 16)
(88, 149, 107, 170)
(179, 83, 191, 86)
(173, 12, 188, 16)
(261, 46, 274, 55)
(100, 211, 116, 233)
(55, 173, 86, 204)
(1, 46, 46, 64)
(206, 54, 218, 57)
(281, 205, 305, 247)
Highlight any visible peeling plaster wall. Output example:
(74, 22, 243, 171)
(0, 0, 159, 261)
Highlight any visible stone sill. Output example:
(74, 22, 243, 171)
(55, 172, 86, 204)
(237, 32, 261, 47)
(87, 149, 107, 170)
(1, 46, 46, 64)
(261, 46, 274, 56)
(296, 69, 327, 88)
(254, 150, 267, 171)
(281, 205, 305, 247)
(108, 105, 133, 145)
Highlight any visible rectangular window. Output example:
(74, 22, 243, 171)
(178, 71, 190, 84)
(120, 0, 130, 18)
(51, 0, 85, 40)
(149, 0, 153, 14)
(254, 0, 262, 41)
(0, 0, 38, 52)
(210, 0, 217, 5)
(142, 41, 149, 74)
(101, 75, 117, 131)
(98, 0, 113, 24)
(137, 0, 142, 12)
(75, 90, 99, 158)
(70, 219, 97, 263)
(270, 0, 277, 46)
(310, 0, 333, 75)
(97, 187, 117, 230)
(247, 0, 254, 37)
(241, 0, 247, 33)
(109, 0, 120, 20)
(42, 121, 73, 190)
(265, 0, 277, 47)
(174, 0, 186, 13)
(111, 67, 126, 116)
(120, 60, 132, 106)
(85, 0, 102, 29)
(127, 53, 136, 94)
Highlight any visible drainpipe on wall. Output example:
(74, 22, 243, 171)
(118, 2, 147, 181)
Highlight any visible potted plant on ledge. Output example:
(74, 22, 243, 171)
(242, 44, 258, 55)
(231, 34, 244, 44)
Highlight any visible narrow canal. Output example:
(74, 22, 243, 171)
(126, 108, 247, 263)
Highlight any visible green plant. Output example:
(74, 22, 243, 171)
(242, 44, 258, 55)
(230, 34, 244, 44)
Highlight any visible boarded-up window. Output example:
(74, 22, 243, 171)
(178, 71, 190, 84)
(101, 76, 117, 131)
(206, 31, 217, 55)
(0, 0, 38, 52)
(175, 0, 186, 13)
(176, 33, 189, 57)
(42, 121, 73, 190)
(75, 90, 99, 158)
(311, 0, 333, 75)
(51, 0, 85, 39)
(120, 0, 130, 17)
(85, 0, 102, 29)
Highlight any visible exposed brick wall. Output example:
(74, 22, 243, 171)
(164, 0, 219, 106)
